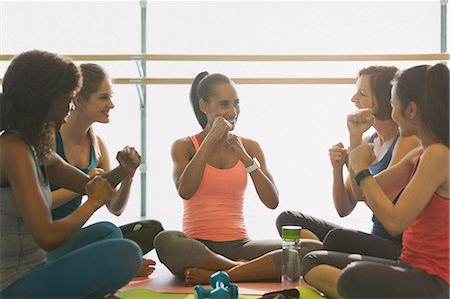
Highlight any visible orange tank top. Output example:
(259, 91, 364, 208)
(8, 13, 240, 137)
(400, 150, 449, 283)
(183, 135, 249, 241)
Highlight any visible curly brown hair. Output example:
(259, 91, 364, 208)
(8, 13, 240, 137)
(1, 50, 81, 163)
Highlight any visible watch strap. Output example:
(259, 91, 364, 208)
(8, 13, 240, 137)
(355, 169, 372, 186)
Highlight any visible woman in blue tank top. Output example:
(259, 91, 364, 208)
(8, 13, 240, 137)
(49, 63, 164, 277)
(276, 66, 420, 261)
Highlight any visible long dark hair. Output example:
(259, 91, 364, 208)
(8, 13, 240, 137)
(358, 66, 398, 121)
(394, 63, 449, 147)
(1, 50, 81, 162)
(189, 72, 232, 128)
(424, 64, 449, 147)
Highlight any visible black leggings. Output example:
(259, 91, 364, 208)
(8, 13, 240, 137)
(302, 250, 449, 298)
(120, 219, 164, 255)
(276, 211, 402, 259)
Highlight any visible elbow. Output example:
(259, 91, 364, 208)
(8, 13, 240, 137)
(336, 208, 351, 217)
(177, 188, 193, 200)
(112, 210, 123, 216)
(386, 226, 403, 237)
(269, 202, 278, 209)
(107, 206, 124, 216)
(266, 196, 279, 209)
(337, 211, 348, 218)
(36, 237, 61, 252)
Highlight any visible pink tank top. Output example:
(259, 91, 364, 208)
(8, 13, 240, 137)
(183, 135, 249, 242)
(400, 150, 449, 283)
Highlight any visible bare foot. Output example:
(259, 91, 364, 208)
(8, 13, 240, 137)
(184, 268, 215, 286)
(135, 258, 156, 278)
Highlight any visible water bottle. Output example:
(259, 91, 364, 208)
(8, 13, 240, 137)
(281, 225, 301, 287)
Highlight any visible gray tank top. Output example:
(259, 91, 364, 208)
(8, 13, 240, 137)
(0, 131, 52, 291)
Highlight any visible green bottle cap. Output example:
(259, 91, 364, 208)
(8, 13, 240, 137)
(282, 225, 302, 240)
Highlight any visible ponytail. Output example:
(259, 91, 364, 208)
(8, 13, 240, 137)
(190, 71, 209, 129)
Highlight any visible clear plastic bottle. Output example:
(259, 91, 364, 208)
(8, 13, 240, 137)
(281, 225, 302, 287)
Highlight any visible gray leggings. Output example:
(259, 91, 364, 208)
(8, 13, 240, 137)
(302, 250, 449, 298)
(154, 230, 281, 276)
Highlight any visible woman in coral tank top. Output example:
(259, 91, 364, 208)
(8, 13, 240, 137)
(154, 72, 305, 285)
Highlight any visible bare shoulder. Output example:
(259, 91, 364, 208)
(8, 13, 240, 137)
(422, 144, 449, 168)
(95, 134, 106, 148)
(396, 135, 421, 151)
(240, 137, 262, 156)
(0, 133, 32, 158)
(172, 136, 195, 158)
(0, 133, 34, 178)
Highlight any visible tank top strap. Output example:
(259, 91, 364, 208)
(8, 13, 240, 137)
(368, 132, 378, 143)
(190, 134, 202, 151)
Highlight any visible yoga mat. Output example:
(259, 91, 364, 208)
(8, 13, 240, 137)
(118, 287, 323, 299)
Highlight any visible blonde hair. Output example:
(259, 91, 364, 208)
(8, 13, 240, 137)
(78, 63, 109, 162)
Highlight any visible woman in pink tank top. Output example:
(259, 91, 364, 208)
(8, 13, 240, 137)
(301, 64, 449, 298)
(154, 71, 285, 285)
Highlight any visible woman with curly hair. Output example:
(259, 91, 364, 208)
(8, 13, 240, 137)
(0, 50, 142, 298)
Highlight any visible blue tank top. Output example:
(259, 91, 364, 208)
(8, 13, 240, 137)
(368, 132, 402, 242)
(50, 131, 97, 220)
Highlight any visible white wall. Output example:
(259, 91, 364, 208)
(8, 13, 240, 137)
(0, 1, 445, 239)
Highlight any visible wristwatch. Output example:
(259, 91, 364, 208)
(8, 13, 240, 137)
(245, 157, 260, 174)
(355, 169, 372, 186)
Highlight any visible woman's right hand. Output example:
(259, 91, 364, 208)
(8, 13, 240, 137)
(347, 109, 375, 137)
(329, 142, 348, 169)
(87, 167, 104, 177)
(207, 116, 233, 143)
(85, 175, 113, 209)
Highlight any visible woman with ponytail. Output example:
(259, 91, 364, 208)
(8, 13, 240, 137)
(49, 63, 164, 277)
(154, 72, 285, 285)
(301, 63, 449, 298)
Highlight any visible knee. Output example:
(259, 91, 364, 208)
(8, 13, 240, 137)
(103, 239, 142, 278)
(153, 231, 185, 260)
(337, 262, 362, 298)
(300, 250, 327, 278)
(322, 228, 346, 250)
(93, 221, 123, 239)
(138, 219, 164, 232)
(276, 210, 301, 233)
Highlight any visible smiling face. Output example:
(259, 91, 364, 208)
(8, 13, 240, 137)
(351, 75, 377, 113)
(76, 78, 114, 124)
(202, 82, 240, 130)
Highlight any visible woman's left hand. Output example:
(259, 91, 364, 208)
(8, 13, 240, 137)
(349, 143, 376, 174)
(224, 135, 251, 162)
(116, 146, 142, 175)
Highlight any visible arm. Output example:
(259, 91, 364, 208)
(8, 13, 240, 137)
(329, 142, 357, 217)
(350, 143, 446, 236)
(228, 137, 279, 209)
(387, 135, 421, 167)
(347, 109, 375, 202)
(174, 117, 232, 199)
(51, 167, 104, 209)
(96, 137, 137, 216)
(1, 137, 111, 251)
(46, 151, 132, 193)
(348, 136, 421, 204)
(172, 138, 210, 200)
